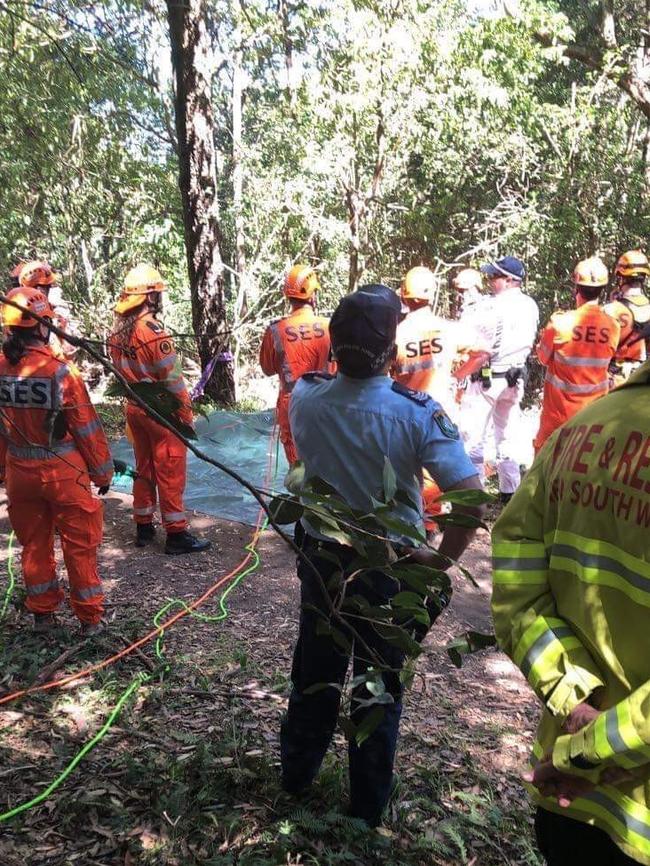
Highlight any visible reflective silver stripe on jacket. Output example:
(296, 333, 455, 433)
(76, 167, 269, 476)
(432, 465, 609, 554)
(88, 459, 113, 477)
(545, 372, 609, 395)
(77, 418, 102, 438)
(519, 626, 574, 679)
(393, 358, 436, 375)
(165, 379, 187, 395)
(8, 441, 77, 460)
(555, 352, 611, 368)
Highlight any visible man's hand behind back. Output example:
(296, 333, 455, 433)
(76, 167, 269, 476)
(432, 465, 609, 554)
(562, 701, 600, 735)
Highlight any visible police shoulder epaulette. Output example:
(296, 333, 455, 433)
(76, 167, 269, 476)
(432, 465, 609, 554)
(391, 381, 430, 405)
(302, 371, 335, 382)
(145, 319, 164, 334)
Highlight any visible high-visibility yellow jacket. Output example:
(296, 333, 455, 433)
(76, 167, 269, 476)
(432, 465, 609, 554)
(492, 361, 650, 865)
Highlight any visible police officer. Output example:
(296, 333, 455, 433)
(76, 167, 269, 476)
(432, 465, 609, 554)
(281, 287, 484, 826)
(259, 264, 331, 464)
(456, 256, 539, 501)
(492, 361, 650, 866)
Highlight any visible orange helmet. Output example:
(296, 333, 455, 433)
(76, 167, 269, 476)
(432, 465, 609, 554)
(572, 256, 609, 288)
(115, 264, 166, 314)
(19, 260, 60, 289)
(615, 250, 650, 279)
(2, 287, 55, 328)
(452, 267, 482, 292)
(401, 266, 435, 301)
(284, 264, 320, 300)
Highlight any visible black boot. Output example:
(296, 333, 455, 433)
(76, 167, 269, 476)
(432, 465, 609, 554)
(135, 523, 156, 548)
(33, 613, 58, 633)
(165, 530, 211, 555)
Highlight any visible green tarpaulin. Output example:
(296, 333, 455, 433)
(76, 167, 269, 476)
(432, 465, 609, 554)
(111, 410, 286, 526)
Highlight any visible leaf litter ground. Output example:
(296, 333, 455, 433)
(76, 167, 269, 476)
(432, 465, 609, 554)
(0, 489, 541, 866)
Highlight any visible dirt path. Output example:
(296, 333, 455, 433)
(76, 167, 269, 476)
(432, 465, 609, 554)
(0, 493, 541, 866)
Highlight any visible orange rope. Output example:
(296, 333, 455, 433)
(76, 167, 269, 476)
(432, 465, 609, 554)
(0, 522, 264, 705)
(0, 424, 279, 706)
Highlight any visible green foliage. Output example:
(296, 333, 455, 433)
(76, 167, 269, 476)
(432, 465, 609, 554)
(105, 379, 197, 438)
(278, 461, 480, 745)
(1, 0, 648, 388)
(447, 630, 498, 668)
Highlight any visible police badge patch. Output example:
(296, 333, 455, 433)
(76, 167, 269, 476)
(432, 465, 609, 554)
(433, 409, 460, 440)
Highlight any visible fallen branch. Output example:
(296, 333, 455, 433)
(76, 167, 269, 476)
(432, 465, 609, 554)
(34, 642, 87, 685)
(112, 634, 156, 672)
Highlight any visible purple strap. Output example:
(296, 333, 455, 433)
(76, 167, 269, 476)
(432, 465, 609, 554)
(190, 352, 234, 400)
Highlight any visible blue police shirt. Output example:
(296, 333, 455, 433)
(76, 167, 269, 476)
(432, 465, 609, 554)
(289, 373, 477, 542)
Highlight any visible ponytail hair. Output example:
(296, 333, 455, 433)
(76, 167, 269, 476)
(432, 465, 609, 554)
(2, 325, 42, 366)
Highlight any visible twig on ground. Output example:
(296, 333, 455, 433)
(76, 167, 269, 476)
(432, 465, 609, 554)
(112, 634, 156, 672)
(34, 642, 87, 685)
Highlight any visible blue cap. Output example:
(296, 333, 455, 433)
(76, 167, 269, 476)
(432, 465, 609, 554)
(330, 290, 398, 378)
(480, 256, 526, 281)
(357, 283, 406, 320)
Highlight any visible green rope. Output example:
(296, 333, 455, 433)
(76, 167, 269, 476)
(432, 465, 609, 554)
(153, 518, 268, 661)
(0, 426, 281, 821)
(1, 531, 16, 621)
(152, 425, 279, 662)
(0, 672, 148, 823)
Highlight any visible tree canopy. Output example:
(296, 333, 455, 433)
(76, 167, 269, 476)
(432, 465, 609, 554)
(1, 0, 648, 397)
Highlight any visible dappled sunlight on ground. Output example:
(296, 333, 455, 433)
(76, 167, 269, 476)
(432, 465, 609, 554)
(0, 492, 541, 865)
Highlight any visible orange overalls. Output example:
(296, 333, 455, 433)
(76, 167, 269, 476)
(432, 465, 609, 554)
(0, 345, 112, 624)
(109, 313, 192, 533)
(533, 302, 620, 452)
(259, 305, 331, 464)
(604, 293, 650, 386)
(393, 308, 466, 529)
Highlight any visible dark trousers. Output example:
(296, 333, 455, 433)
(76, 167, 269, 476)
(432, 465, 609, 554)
(280, 531, 444, 826)
(535, 808, 637, 866)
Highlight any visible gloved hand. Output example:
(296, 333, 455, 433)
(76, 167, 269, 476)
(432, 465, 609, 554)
(505, 366, 524, 388)
(97, 484, 110, 496)
(113, 458, 128, 475)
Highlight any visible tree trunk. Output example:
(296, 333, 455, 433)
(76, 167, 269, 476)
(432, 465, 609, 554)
(166, 0, 235, 404)
(232, 46, 248, 384)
